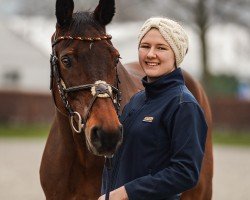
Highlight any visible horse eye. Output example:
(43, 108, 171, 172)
(115, 56, 121, 65)
(115, 58, 119, 64)
(61, 56, 71, 68)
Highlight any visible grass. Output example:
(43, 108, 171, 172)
(213, 130, 250, 147)
(0, 124, 250, 146)
(0, 123, 50, 138)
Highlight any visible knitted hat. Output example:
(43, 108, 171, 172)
(138, 17, 189, 67)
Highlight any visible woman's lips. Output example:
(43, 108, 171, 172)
(145, 61, 160, 66)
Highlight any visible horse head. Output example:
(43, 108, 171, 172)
(51, 0, 122, 157)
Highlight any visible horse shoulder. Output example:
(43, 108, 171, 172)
(182, 70, 213, 200)
(182, 70, 212, 125)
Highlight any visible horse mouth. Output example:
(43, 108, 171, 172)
(85, 126, 123, 156)
(86, 138, 122, 157)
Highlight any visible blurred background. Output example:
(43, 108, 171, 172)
(0, 0, 250, 199)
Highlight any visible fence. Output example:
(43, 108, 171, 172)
(1, 90, 250, 130)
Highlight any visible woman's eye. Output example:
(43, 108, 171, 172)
(158, 47, 166, 50)
(61, 56, 71, 68)
(140, 45, 149, 49)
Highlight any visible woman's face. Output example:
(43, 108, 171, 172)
(138, 28, 176, 82)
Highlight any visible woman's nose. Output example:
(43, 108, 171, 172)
(147, 47, 157, 59)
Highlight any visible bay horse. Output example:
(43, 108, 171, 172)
(40, 0, 213, 199)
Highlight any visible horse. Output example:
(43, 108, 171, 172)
(40, 0, 213, 199)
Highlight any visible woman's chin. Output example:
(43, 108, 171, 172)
(145, 72, 160, 79)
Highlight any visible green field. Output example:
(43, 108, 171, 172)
(212, 130, 250, 146)
(0, 124, 250, 146)
(0, 124, 49, 138)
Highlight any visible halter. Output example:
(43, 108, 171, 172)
(50, 33, 121, 133)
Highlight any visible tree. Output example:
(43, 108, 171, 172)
(151, 0, 250, 87)
(12, 0, 250, 86)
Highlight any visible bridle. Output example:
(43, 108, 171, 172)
(50, 33, 122, 134)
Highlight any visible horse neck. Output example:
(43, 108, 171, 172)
(41, 110, 103, 199)
(117, 62, 142, 110)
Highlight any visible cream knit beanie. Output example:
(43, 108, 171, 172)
(138, 17, 189, 67)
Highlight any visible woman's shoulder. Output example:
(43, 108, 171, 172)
(163, 85, 198, 107)
(176, 85, 199, 105)
(128, 90, 145, 103)
(163, 85, 201, 116)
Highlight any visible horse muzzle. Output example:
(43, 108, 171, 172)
(89, 125, 123, 156)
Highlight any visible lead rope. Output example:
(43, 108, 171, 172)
(105, 157, 112, 200)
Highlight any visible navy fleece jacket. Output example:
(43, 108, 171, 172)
(101, 68, 207, 200)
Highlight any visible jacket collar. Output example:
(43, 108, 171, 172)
(142, 68, 185, 99)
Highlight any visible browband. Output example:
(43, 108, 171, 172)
(52, 34, 112, 47)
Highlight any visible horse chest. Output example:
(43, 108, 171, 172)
(41, 164, 101, 199)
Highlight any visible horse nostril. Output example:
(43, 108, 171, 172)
(92, 126, 102, 142)
(119, 125, 123, 139)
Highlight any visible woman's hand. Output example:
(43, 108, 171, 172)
(98, 186, 128, 200)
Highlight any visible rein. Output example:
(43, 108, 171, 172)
(104, 156, 112, 200)
(50, 33, 121, 133)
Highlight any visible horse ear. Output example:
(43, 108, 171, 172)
(93, 0, 115, 26)
(55, 0, 74, 27)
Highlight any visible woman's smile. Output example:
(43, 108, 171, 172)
(145, 61, 160, 67)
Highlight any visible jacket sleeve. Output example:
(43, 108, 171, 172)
(124, 102, 208, 200)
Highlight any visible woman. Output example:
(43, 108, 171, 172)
(99, 17, 207, 200)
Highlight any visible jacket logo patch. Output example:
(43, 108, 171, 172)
(142, 116, 154, 122)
